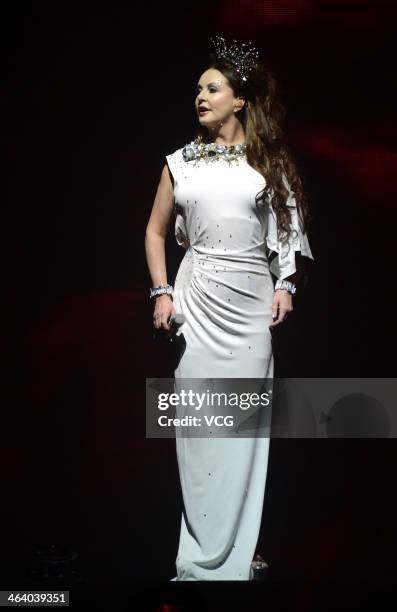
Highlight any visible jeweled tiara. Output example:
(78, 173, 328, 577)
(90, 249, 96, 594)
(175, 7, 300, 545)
(209, 34, 260, 83)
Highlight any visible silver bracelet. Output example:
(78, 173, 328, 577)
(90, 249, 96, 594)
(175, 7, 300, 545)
(275, 279, 297, 295)
(150, 284, 174, 300)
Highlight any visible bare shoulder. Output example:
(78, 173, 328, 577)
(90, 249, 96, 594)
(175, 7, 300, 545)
(162, 161, 174, 189)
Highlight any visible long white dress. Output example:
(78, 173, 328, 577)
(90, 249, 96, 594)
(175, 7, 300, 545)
(165, 143, 314, 581)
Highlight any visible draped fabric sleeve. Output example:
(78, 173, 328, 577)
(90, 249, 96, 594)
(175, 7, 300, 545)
(265, 172, 314, 280)
(165, 150, 189, 249)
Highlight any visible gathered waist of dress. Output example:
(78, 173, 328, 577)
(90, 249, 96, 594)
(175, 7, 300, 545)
(186, 243, 269, 271)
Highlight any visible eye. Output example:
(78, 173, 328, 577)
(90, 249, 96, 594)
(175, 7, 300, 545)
(195, 87, 217, 95)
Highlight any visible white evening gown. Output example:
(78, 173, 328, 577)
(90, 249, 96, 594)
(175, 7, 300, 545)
(165, 143, 314, 581)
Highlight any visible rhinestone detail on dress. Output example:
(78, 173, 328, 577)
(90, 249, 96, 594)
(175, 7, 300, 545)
(182, 136, 246, 167)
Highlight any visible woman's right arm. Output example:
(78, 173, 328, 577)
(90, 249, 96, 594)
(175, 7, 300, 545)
(145, 163, 176, 330)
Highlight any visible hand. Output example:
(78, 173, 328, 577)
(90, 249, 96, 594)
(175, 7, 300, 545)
(153, 294, 176, 331)
(269, 289, 293, 328)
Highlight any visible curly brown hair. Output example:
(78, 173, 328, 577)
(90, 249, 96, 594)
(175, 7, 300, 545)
(195, 56, 314, 247)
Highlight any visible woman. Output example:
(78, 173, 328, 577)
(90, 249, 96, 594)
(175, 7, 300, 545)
(145, 35, 314, 581)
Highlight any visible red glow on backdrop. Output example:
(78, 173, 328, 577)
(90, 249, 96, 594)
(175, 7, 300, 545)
(23, 290, 143, 407)
(213, 0, 388, 32)
(298, 126, 397, 200)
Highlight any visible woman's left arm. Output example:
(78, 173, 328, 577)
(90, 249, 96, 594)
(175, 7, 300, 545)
(283, 251, 307, 286)
(269, 252, 306, 327)
(266, 172, 314, 328)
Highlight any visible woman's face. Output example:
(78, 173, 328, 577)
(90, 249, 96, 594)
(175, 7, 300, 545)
(195, 68, 244, 127)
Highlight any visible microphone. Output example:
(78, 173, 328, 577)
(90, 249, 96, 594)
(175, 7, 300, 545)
(152, 313, 186, 342)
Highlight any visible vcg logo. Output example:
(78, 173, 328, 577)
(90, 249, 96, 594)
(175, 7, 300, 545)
(204, 415, 234, 427)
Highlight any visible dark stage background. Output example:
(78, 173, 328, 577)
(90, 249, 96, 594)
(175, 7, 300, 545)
(8, 0, 397, 607)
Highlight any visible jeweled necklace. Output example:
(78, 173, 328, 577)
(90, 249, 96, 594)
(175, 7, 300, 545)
(182, 135, 246, 166)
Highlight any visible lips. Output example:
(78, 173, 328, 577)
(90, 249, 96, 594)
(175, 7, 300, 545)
(198, 107, 210, 112)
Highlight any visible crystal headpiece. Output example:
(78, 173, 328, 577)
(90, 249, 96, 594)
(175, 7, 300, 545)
(209, 34, 260, 83)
